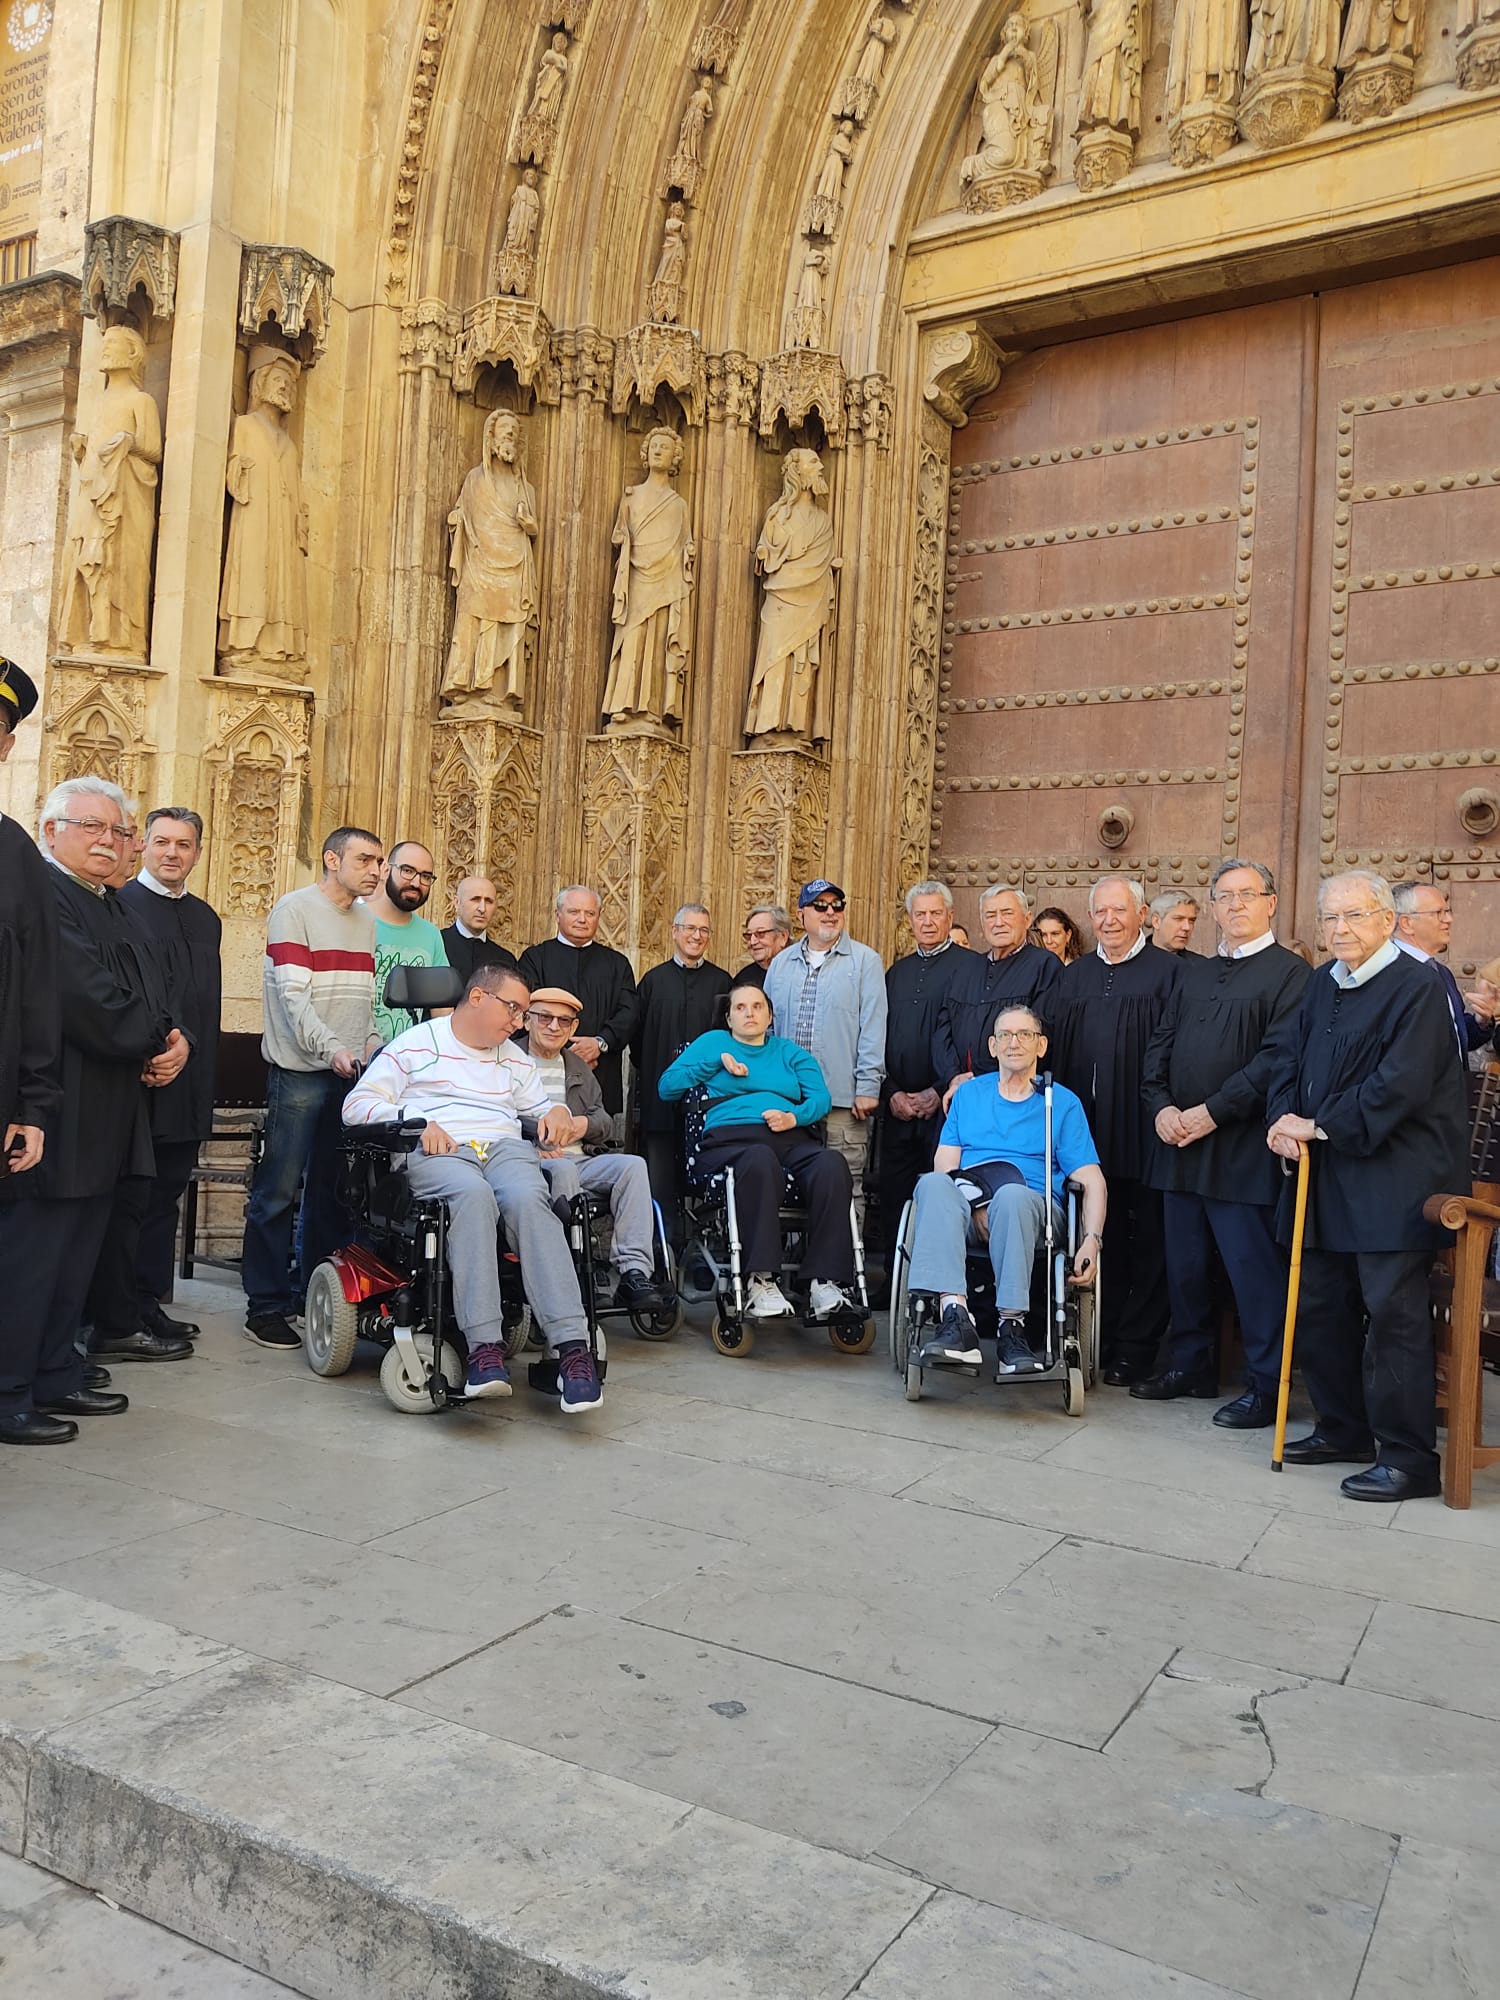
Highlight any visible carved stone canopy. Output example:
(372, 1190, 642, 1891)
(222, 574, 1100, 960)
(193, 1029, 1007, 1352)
(921, 323, 1003, 429)
(612, 322, 708, 428)
(452, 297, 560, 402)
(81, 217, 179, 324)
(238, 244, 334, 362)
(759, 350, 848, 449)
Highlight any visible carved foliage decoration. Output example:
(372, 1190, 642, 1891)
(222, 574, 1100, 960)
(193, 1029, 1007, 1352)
(429, 717, 543, 939)
(846, 373, 894, 450)
(896, 406, 951, 894)
(557, 326, 616, 400)
(389, 1, 457, 294)
(582, 735, 690, 961)
(728, 748, 831, 917)
(203, 688, 312, 922)
(759, 350, 848, 448)
(399, 298, 461, 377)
(43, 664, 153, 804)
(81, 218, 179, 323)
(706, 350, 759, 425)
(1457, 5, 1500, 91)
(921, 324, 1002, 430)
(238, 245, 334, 361)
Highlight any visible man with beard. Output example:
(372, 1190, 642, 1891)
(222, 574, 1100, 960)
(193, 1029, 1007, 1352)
(520, 886, 638, 1116)
(371, 840, 450, 1044)
(933, 885, 1061, 1099)
(631, 903, 730, 1250)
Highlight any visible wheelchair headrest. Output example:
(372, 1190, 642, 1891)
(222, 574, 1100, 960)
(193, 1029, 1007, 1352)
(383, 963, 464, 1010)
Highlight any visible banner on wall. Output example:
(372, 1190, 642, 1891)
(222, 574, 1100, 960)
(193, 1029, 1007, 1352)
(0, 0, 51, 244)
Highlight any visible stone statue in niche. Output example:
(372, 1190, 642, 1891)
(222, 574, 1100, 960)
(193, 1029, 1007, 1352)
(745, 448, 838, 746)
(784, 246, 827, 350)
(1073, 0, 1147, 190)
(1457, 0, 1500, 89)
(1165, 0, 1248, 165)
(441, 409, 539, 714)
(804, 121, 855, 235)
(494, 169, 541, 296)
(1239, 0, 1342, 147)
(835, 14, 897, 124)
(217, 345, 309, 680)
(667, 76, 713, 199)
(959, 15, 1059, 211)
(1337, 0, 1424, 119)
(648, 203, 688, 325)
(60, 324, 162, 661)
(603, 427, 694, 734)
(518, 31, 570, 166)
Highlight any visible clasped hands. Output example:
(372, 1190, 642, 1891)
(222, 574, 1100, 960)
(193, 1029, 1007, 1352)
(1153, 1102, 1217, 1148)
(141, 1027, 190, 1088)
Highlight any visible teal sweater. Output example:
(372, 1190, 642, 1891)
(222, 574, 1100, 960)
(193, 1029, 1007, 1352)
(657, 1030, 831, 1132)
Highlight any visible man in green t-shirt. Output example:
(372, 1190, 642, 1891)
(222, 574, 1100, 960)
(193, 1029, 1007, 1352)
(370, 840, 449, 1043)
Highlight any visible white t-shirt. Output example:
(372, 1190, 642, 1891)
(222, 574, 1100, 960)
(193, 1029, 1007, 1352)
(342, 1017, 550, 1146)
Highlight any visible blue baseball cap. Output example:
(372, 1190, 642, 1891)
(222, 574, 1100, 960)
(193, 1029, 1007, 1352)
(798, 879, 846, 909)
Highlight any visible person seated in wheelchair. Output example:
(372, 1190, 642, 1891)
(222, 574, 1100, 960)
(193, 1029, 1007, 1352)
(658, 981, 857, 1321)
(341, 962, 604, 1413)
(514, 985, 671, 1314)
(908, 1004, 1105, 1377)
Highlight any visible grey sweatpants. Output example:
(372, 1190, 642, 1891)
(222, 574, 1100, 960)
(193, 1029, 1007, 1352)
(406, 1140, 587, 1347)
(540, 1153, 655, 1276)
(906, 1171, 1061, 1315)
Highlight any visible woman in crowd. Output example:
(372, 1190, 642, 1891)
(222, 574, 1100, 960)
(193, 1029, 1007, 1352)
(1032, 906, 1084, 965)
(658, 981, 856, 1321)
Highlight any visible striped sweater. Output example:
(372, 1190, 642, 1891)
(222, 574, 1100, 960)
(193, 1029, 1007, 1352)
(261, 883, 376, 1072)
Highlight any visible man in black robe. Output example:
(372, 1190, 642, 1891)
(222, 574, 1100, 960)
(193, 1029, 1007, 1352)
(730, 902, 791, 990)
(520, 885, 637, 1115)
(1266, 871, 1469, 1502)
(1136, 859, 1310, 1426)
(1, 781, 179, 1444)
(932, 885, 1061, 1094)
(630, 902, 730, 1248)
(441, 874, 518, 985)
(1050, 877, 1178, 1384)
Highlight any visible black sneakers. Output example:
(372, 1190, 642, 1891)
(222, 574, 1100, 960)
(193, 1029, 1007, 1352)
(245, 1313, 302, 1351)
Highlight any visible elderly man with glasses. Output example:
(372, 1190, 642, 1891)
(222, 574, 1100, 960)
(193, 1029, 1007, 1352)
(933, 884, 1062, 1100)
(732, 904, 792, 990)
(630, 903, 730, 1251)
(1390, 880, 1495, 1062)
(1264, 871, 1469, 1502)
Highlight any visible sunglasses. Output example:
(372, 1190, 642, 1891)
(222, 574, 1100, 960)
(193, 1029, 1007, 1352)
(809, 900, 845, 914)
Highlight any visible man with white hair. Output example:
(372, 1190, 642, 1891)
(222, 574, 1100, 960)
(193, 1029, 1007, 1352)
(520, 886, 638, 1115)
(1266, 870, 1469, 1501)
(1050, 876, 1179, 1384)
(933, 883, 1062, 1097)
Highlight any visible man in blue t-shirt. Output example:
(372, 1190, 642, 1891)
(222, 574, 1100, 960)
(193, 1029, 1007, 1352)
(906, 1004, 1106, 1377)
(370, 841, 451, 1044)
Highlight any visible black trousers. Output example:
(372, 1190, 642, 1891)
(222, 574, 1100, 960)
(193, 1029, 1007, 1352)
(697, 1124, 855, 1285)
(0, 1195, 107, 1413)
(1295, 1246, 1438, 1478)
(876, 1106, 942, 1278)
(643, 1126, 685, 1250)
(1102, 1175, 1170, 1367)
(1163, 1192, 1288, 1394)
(134, 1138, 200, 1307)
(84, 1175, 151, 1341)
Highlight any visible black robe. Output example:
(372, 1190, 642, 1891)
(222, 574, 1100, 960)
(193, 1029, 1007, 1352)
(630, 957, 732, 1134)
(1142, 943, 1311, 1206)
(441, 925, 518, 986)
(933, 941, 1063, 1087)
(730, 960, 767, 991)
(0, 814, 61, 1150)
(517, 936, 638, 1113)
(884, 944, 976, 1101)
(117, 880, 222, 1146)
(1264, 949, 1470, 1253)
(1050, 942, 1179, 1182)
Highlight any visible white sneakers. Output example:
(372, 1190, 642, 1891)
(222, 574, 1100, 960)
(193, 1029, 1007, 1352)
(808, 1279, 854, 1320)
(745, 1275, 795, 1318)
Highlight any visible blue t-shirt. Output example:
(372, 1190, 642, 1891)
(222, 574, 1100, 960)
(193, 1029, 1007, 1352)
(938, 1075, 1098, 1202)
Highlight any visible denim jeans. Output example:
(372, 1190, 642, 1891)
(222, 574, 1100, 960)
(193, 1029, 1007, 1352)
(241, 1065, 352, 1317)
(907, 1171, 1060, 1315)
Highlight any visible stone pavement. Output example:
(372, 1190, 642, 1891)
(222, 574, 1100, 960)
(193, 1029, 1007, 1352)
(2, 1270, 1498, 1999)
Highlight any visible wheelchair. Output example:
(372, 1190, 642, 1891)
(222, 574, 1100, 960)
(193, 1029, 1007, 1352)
(886, 1074, 1101, 1417)
(678, 1086, 876, 1360)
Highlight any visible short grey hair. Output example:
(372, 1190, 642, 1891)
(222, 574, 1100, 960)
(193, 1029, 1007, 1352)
(746, 902, 791, 934)
(145, 806, 205, 844)
(554, 883, 600, 914)
(1210, 857, 1275, 897)
(39, 775, 129, 839)
(1317, 870, 1395, 916)
(1149, 891, 1198, 922)
(673, 902, 711, 927)
(991, 1002, 1047, 1038)
(978, 881, 1030, 918)
(1389, 880, 1443, 917)
(1088, 876, 1146, 915)
(904, 879, 953, 915)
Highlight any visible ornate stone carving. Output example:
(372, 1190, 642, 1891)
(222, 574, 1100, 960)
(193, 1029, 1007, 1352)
(648, 202, 689, 325)
(430, 716, 544, 939)
(728, 746, 831, 919)
(895, 406, 949, 895)
(960, 17, 1059, 211)
(784, 247, 827, 351)
(603, 427, 694, 736)
(692, 0, 742, 74)
(834, 14, 897, 126)
(388, 2, 457, 295)
(59, 326, 161, 664)
(494, 170, 542, 297)
(1337, 0, 1422, 120)
(1166, 0, 1247, 166)
(399, 297, 460, 376)
(544, 1, 590, 28)
(237, 245, 334, 361)
(1073, 0, 1146, 191)
(217, 347, 309, 682)
(921, 324, 1002, 430)
(846, 372, 894, 449)
(759, 349, 848, 449)
(803, 122, 855, 236)
(706, 350, 759, 426)
(611, 321, 707, 426)
(81, 216, 179, 323)
(43, 659, 156, 805)
(664, 77, 714, 201)
(451, 297, 559, 402)
(516, 31, 570, 167)
(1457, 0, 1500, 89)
(557, 325, 615, 400)
(1238, 0, 1341, 148)
(583, 732, 691, 961)
(441, 410, 539, 716)
(202, 685, 312, 921)
(746, 449, 838, 746)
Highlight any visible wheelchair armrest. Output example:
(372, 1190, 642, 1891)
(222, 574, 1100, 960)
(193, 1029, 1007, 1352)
(347, 1116, 428, 1156)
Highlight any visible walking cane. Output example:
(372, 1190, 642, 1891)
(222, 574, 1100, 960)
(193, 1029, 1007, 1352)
(1271, 1142, 1311, 1472)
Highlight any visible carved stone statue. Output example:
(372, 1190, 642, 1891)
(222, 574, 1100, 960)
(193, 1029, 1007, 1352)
(441, 410, 539, 713)
(745, 448, 838, 746)
(835, 15, 897, 124)
(494, 169, 541, 296)
(648, 203, 688, 325)
(1239, 0, 1342, 146)
(1337, 0, 1424, 119)
(1073, 0, 1147, 191)
(518, 31, 570, 166)
(1165, 0, 1248, 165)
(60, 325, 162, 661)
(217, 346, 309, 679)
(785, 247, 827, 351)
(804, 121, 855, 235)
(603, 427, 694, 733)
(667, 77, 714, 199)
(959, 16, 1059, 211)
(1457, 0, 1500, 90)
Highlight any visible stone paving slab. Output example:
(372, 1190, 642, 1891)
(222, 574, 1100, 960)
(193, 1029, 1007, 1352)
(1346, 1598, 1500, 1720)
(1352, 1838, 1500, 1999)
(1244, 1510, 1500, 1620)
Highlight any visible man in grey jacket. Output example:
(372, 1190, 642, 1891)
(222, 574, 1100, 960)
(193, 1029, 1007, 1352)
(517, 987, 669, 1311)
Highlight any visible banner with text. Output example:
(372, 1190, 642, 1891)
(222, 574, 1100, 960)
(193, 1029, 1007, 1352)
(0, 1, 51, 244)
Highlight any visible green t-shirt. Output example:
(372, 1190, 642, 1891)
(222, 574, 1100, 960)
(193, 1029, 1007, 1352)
(373, 913, 449, 1044)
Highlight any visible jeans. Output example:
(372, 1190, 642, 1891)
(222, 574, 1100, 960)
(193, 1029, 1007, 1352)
(541, 1153, 655, 1275)
(241, 1066, 353, 1318)
(907, 1171, 1061, 1315)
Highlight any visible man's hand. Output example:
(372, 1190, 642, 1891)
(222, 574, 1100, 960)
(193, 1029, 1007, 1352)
(1175, 1103, 1217, 1146)
(1154, 1105, 1187, 1146)
(143, 1027, 190, 1087)
(1470, 976, 1497, 1025)
(889, 1090, 917, 1122)
(942, 1072, 973, 1112)
(537, 1104, 575, 1155)
(3, 1123, 44, 1173)
(720, 1051, 750, 1078)
(569, 1036, 602, 1069)
(1072, 1233, 1100, 1284)
(567, 1111, 590, 1144)
(421, 1122, 457, 1155)
(763, 1108, 796, 1132)
(851, 1095, 879, 1122)
(1267, 1113, 1318, 1161)
(330, 1050, 360, 1079)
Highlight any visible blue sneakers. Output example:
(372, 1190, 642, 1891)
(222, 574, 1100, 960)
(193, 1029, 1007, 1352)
(557, 1341, 603, 1413)
(464, 1342, 512, 1400)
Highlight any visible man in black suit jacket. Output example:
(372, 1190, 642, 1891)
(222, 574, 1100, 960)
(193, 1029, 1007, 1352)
(441, 875, 518, 985)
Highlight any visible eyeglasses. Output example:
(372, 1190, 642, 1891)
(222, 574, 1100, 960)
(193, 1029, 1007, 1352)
(525, 1009, 577, 1027)
(1211, 891, 1271, 908)
(676, 925, 711, 938)
(809, 900, 845, 915)
(994, 1029, 1040, 1043)
(55, 816, 131, 843)
(492, 996, 528, 1015)
(393, 865, 436, 886)
(1318, 909, 1386, 930)
(742, 927, 782, 943)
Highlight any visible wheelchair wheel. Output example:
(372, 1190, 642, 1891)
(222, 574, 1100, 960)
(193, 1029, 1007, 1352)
(828, 1317, 877, 1355)
(631, 1300, 684, 1341)
(380, 1335, 463, 1414)
(303, 1262, 358, 1378)
(710, 1313, 754, 1358)
(1063, 1364, 1085, 1418)
(502, 1303, 534, 1360)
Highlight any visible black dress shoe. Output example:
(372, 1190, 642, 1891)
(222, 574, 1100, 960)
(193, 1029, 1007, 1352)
(93, 1328, 192, 1362)
(38, 1389, 130, 1417)
(0, 1410, 78, 1445)
(1213, 1390, 1277, 1430)
(144, 1300, 200, 1340)
(1341, 1464, 1441, 1503)
(1279, 1429, 1376, 1466)
(1102, 1356, 1151, 1387)
(1130, 1368, 1220, 1401)
(83, 1364, 112, 1390)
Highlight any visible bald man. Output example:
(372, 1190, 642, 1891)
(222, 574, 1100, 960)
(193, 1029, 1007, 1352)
(441, 875, 518, 986)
